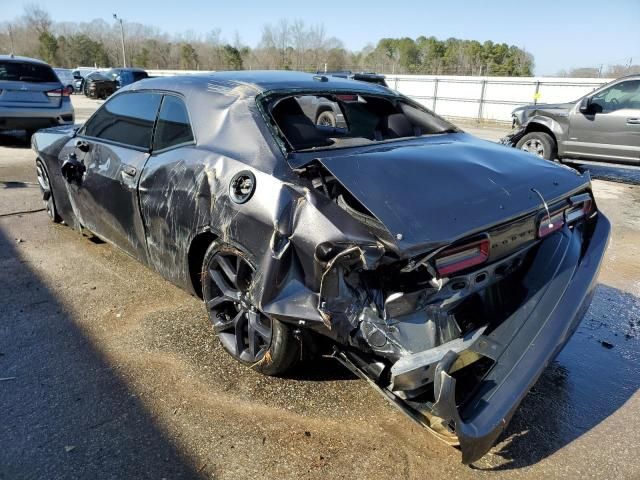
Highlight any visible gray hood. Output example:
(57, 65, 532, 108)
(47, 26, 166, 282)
(315, 133, 589, 253)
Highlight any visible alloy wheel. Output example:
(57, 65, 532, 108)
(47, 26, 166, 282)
(521, 138, 545, 158)
(35, 161, 57, 221)
(204, 252, 272, 363)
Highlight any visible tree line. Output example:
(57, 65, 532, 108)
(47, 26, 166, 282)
(1, 5, 535, 76)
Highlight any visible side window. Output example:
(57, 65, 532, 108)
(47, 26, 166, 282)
(153, 95, 194, 151)
(83, 92, 161, 149)
(591, 80, 640, 113)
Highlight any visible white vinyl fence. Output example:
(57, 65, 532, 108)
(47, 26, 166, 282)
(77, 66, 612, 123)
(384, 75, 612, 123)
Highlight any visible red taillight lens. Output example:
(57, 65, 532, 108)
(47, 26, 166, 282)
(565, 199, 593, 224)
(46, 88, 71, 98)
(435, 238, 490, 276)
(335, 94, 358, 102)
(537, 210, 565, 238)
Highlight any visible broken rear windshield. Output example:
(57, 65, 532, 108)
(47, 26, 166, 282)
(266, 92, 458, 152)
(0, 61, 58, 83)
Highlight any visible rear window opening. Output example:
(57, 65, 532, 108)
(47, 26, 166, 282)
(266, 93, 457, 152)
(0, 61, 58, 83)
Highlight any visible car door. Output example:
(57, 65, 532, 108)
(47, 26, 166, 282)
(62, 91, 162, 261)
(565, 79, 640, 163)
(138, 94, 196, 275)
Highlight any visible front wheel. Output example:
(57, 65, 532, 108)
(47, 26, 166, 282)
(516, 131, 556, 160)
(316, 110, 336, 127)
(201, 242, 299, 375)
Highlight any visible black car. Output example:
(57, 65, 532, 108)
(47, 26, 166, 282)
(32, 71, 610, 464)
(83, 71, 117, 99)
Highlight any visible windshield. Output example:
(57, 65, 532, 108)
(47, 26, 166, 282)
(267, 92, 457, 152)
(0, 60, 58, 83)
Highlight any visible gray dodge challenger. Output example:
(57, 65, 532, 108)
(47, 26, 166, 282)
(32, 71, 610, 464)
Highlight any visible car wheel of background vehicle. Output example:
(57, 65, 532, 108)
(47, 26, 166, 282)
(516, 132, 556, 160)
(201, 242, 299, 375)
(35, 159, 62, 223)
(316, 110, 336, 127)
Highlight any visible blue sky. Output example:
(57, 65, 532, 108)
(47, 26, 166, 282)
(3, 0, 639, 75)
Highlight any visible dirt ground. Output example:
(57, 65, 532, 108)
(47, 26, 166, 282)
(0, 95, 638, 479)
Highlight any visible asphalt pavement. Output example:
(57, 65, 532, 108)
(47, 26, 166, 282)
(0, 96, 638, 479)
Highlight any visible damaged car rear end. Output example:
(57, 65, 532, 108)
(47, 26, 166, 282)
(33, 72, 610, 464)
(261, 83, 610, 463)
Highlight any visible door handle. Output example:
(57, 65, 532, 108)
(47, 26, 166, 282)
(627, 118, 640, 125)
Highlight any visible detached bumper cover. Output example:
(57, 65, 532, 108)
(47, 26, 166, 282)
(433, 213, 611, 463)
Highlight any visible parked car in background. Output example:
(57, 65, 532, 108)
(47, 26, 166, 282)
(53, 68, 75, 93)
(103, 67, 149, 89)
(32, 71, 610, 464)
(72, 69, 93, 93)
(0, 55, 74, 139)
(501, 74, 640, 164)
(297, 93, 347, 127)
(83, 71, 117, 99)
(320, 70, 388, 87)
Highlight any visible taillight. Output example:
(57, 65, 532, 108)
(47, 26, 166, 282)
(537, 210, 565, 238)
(565, 196, 594, 223)
(435, 238, 490, 276)
(538, 194, 594, 238)
(46, 88, 71, 98)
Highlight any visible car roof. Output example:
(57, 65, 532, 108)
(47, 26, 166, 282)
(0, 54, 51, 66)
(128, 70, 395, 97)
(107, 67, 147, 72)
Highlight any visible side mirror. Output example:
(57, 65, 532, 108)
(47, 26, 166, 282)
(579, 97, 593, 114)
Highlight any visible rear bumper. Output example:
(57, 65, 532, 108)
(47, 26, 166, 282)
(434, 212, 611, 463)
(0, 103, 74, 131)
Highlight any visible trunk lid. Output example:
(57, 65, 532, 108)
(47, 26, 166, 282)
(0, 60, 62, 108)
(314, 133, 589, 252)
(0, 80, 63, 108)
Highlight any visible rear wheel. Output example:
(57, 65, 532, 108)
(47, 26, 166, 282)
(516, 131, 556, 160)
(201, 242, 299, 375)
(35, 159, 61, 223)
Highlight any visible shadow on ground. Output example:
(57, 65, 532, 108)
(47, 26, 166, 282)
(565, 160, 640, 186)
(0, 131, 30, 149)
(0, 227, 203, 479)
(479, 283, 640, 470)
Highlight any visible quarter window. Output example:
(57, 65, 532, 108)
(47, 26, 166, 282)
(83, 92, 162, 149)
(153, 95, 194, 151)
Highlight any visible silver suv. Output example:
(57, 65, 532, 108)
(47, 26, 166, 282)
(0, 55, 74, 138)
(502, 75, 640, 165)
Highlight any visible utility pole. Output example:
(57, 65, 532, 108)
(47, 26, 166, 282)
(113, 14, 127, 68)
(8, 23, 15, 54)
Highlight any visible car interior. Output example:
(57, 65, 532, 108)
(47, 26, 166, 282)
(269, 93, 456, 151)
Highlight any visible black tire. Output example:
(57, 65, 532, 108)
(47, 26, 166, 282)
(516, 131, 556, 160)
(35, 159, 62, 223)
(201, 241, 299, 375)
(316, 110, 336, 127)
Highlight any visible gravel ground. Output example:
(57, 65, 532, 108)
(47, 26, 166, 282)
(0, 95, 638, 479)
